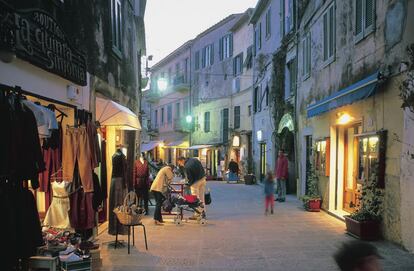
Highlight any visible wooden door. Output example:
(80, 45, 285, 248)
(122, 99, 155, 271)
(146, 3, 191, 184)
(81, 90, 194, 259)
(343, 125, 361, 212)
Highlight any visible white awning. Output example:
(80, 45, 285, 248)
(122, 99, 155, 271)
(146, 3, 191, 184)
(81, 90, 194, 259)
(141, 141, 161, 152)
(96, 97, 141, 130)
(187, 144, 213, 150)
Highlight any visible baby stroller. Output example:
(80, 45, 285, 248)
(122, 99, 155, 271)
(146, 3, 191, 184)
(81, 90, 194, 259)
(164, 184, 206, 225)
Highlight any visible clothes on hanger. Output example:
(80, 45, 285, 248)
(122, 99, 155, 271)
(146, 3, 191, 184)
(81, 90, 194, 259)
(43, 181, 71, 229)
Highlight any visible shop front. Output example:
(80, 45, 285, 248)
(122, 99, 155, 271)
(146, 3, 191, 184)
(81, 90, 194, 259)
(0, 3, 104, 269)
(95, 96, 141, 221)
(304, 71, 391, 218)
(187, 144, 219, 179)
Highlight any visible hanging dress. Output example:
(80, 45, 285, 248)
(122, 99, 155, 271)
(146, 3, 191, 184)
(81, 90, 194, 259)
(43, 181, 71, 229)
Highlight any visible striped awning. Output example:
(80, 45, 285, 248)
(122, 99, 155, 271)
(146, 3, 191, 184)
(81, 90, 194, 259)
(307, 71, 380, 118)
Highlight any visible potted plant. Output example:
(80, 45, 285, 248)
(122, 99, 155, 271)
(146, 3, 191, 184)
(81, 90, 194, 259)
(301, 162, 322, 212)
(345, 165, 383, 240)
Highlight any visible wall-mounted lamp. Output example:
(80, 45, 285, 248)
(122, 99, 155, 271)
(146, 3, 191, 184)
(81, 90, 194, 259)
(232, 136, 240, 147)
(256, 130, 263, 141)
(337, 112, 354, 125)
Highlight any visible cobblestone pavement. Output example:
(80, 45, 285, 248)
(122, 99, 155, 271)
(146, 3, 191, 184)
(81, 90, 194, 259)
(98, 181, 414, 271)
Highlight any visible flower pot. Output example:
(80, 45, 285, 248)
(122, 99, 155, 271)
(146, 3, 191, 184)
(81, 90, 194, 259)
(306, 199, 321, 212)
(344, 215, 381, 241)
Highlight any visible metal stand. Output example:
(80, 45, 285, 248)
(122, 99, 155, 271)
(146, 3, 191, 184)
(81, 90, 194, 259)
(114, 223, 148, 254)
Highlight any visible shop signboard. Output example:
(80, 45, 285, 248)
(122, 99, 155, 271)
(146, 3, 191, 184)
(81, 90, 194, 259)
(0, 3, 87, 86)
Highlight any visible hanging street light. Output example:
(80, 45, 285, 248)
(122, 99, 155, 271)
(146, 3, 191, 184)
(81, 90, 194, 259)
(157, 78, 168, 91)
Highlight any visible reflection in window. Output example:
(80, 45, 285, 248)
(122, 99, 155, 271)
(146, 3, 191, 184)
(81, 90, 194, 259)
(315, 140, 327, 174)
(358, 135, 379, 183)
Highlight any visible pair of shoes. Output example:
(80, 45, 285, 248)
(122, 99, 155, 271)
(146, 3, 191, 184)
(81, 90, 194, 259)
(265, 209, 268, 216)
(270, 209, 274, 214)
(154, 220, 164, 226)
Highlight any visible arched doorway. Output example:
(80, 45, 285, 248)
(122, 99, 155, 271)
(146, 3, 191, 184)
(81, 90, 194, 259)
(277, 113, 296, 195)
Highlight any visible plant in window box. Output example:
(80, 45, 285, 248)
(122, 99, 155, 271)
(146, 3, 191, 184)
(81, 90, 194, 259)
(301, 162, 322, 212)
(345, 164, 383, 240)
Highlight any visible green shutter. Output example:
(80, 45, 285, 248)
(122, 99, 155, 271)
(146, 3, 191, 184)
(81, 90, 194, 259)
(219, 37, 223, 60)
(365, 0, 375, 32)
(323, 12, 328, 61)
(229, 34, 233, 57)
(210, 44, 214, 65)
(355, 0, 363, 39)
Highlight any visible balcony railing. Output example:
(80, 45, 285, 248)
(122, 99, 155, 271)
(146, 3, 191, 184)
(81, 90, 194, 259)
(173, 118, 188, 132)
(172, 74, 190, 92)
(145, 90, 162, 102)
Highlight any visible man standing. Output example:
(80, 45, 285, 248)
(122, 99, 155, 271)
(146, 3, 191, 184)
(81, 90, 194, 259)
(177, 156, 206, 218)
(275, 150, 288, 202)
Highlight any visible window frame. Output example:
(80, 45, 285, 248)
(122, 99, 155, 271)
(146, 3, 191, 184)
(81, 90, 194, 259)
(110, 0, 123, 58)
(354, 0, 376, 43)
(220, 34, 233, 60)
(195, 51, 200, 70)
(202, 44, 214, 68)
(204, 111, 210, 133)
(302, 31, 311, 80)
(161, 107, 165, 125)
(167, 104, 172, 124)
(323, 3, 335, 65)
(154, 109, 158, 128)
(265, 8, 271, 38)
(234, 106, 241, 129)
(233, 53, 244, 76)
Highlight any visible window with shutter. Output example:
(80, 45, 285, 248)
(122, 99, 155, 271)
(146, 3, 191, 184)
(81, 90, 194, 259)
(234, 106, 240, 129)
(258, 23, 262, 49)
(354, 0, 375, 42)
(219, 38, 223, 60)
(365, 0, 374, 32)
(204, 112, 210, 132)
(266, 8, 271, 38)
(195, 51, 200, 70)
(302, 32, 311, 79)
(323, 3, 335, 63)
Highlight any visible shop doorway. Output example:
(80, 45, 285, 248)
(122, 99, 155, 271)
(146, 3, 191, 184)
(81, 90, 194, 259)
(280, 128, 296, 194)
(259, 143, 267, 182)
(343, 124, 362, 212)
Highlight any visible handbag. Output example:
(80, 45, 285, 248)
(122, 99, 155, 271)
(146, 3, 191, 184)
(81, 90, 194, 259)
(205, 189, 212, 205)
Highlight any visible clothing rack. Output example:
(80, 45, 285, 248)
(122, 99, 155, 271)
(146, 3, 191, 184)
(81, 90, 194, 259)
(0, 83, 78, 124)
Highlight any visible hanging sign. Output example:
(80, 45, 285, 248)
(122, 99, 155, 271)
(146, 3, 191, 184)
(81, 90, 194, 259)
(1, 4, 87, 86)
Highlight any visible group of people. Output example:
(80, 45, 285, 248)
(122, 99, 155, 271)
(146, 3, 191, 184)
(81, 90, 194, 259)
(132, 154, 207, 225)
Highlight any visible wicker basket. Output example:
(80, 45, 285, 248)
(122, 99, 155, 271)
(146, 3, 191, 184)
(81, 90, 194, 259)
(113, 191, 144, 225)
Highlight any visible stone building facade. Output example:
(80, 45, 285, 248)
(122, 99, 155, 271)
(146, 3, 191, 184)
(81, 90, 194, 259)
(296, 0, 414, 248)
(0, 0, 146, 196)
(144, 40, 192, 164)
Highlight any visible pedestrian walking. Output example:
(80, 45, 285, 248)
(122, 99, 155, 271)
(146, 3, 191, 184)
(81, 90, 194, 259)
(334, 241, 383, 271)
(228, 159, 239, 182)
(264, 171, 275, 215)
(150, 164, 174, 225)
(177, 156, 207, 219)
(275, 150, 288, 202)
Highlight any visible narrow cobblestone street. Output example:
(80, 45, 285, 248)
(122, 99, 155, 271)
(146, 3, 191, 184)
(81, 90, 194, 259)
(98, 182, 414, 271)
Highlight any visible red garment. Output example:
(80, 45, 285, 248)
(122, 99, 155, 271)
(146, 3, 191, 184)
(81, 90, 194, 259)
(265, 194, 275, 210)
(132, 159, 150, 188)
(275, 156, 288, 179)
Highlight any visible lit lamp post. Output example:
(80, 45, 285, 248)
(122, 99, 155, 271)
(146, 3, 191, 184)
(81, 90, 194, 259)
(157, 78, 168, 92)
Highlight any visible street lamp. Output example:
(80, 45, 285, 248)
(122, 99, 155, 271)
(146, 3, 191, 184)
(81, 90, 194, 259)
(185, 115, 192, 123)
(157, 78, 168, 91)
(337, 112, 354, 125)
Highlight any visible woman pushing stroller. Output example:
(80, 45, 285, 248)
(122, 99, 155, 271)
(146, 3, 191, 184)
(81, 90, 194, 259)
(150, 164, 174, 225)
